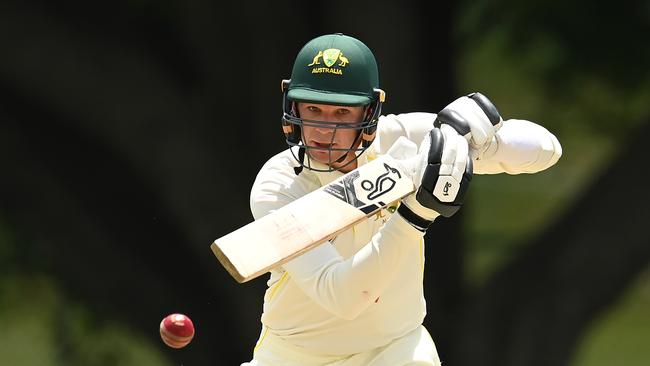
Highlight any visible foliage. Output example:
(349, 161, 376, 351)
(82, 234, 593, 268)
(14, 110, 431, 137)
(0, 223, 172, 366)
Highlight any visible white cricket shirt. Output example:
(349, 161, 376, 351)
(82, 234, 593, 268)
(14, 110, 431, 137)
(249, 113, 561, 355)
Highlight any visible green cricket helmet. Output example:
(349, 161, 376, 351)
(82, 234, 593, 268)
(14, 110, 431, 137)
(281, 33, 386, 173)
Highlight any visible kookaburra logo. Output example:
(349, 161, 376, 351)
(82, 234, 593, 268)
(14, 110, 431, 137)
(361, 163, 400, 200)
(323, 162, 402, 214)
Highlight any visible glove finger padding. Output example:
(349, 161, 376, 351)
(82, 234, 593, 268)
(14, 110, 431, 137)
(434, 92, 503, 152)
(416, 125, 473, 217)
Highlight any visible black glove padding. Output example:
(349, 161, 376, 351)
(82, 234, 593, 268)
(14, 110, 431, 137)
(398, 125, 473, 231)
(434, 92, 503, 159)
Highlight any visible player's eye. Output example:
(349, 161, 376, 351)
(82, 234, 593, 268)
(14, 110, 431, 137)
(336, 109, 350, 115)
(306, 106, 320, 113)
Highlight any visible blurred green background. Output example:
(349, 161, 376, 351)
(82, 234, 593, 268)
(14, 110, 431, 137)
(1, 0, 648, 365)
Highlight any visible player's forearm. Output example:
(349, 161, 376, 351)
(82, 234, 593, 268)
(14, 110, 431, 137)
(282, 214, 423, 320)
(474, 119, 562, 174)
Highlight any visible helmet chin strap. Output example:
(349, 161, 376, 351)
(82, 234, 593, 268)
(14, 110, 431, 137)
(319, 133, 363, 173)
(334, 153, 348, 163)
(294, 147, 306, 175)
(334, 133, 362, 164)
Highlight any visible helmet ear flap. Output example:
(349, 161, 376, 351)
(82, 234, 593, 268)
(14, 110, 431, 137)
(282, 116, 302, 144)
(361, 124, 377, 148)
(281, 79, 302, 144)
(361, 88, 385, 148)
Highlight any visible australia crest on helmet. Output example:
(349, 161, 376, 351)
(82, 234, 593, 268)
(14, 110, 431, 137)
(309, 48, 349, 75)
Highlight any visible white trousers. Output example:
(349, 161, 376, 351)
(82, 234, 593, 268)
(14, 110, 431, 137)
(240, 325, 441, 366)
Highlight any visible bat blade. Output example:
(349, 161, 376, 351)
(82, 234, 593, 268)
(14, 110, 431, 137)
(210, 154, 415, 283)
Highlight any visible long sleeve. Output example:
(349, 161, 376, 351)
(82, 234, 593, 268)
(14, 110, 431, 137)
(474, 119, 562, 174)
(376, 113, 562, 175)
(282, 214, 423, 320)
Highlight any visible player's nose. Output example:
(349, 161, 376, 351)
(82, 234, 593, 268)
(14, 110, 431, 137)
(314, 116, 338, 132)
(312, 127, 334, 140)
(318, 112, 338, 123)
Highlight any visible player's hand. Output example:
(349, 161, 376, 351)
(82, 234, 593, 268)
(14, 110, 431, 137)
(434, 92, 503, 159)
(391, 125, 472, 231)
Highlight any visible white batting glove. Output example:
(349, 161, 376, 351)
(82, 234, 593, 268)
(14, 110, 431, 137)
(387, 125, 472, 232)
(435, 92, 503, 160)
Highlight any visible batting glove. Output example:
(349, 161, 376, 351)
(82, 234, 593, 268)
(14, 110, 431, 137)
(389, 125, 472, 232)
(435, 92, 503, 160)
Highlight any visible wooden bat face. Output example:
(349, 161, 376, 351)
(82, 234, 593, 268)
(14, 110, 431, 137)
(211, 154, 415, 283)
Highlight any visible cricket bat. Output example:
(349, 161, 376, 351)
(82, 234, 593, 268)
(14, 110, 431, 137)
(210, 152, 416, 283)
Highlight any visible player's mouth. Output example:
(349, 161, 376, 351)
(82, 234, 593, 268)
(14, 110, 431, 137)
(309, 141, 335, 150)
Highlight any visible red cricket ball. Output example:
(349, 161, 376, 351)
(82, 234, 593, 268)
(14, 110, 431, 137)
(159, 313, 195, 349)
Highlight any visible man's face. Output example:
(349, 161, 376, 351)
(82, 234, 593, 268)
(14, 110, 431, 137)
(296, 102, 366, 171)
